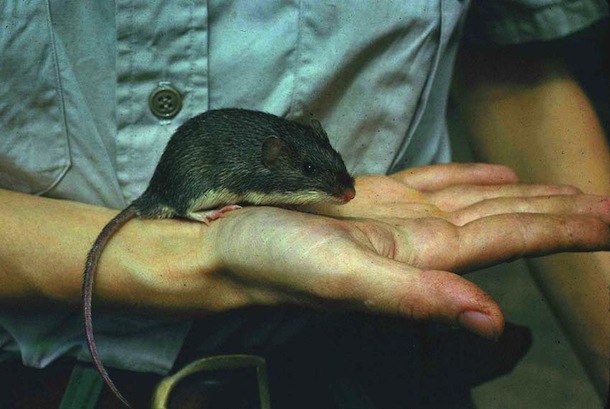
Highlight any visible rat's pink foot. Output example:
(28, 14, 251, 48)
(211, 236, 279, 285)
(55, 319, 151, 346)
(187, 205, 242, 225)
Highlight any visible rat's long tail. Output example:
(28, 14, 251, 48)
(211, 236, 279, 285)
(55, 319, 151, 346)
(83, 205, 138, 408)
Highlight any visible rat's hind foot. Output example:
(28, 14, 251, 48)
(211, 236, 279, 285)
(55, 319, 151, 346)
(187, 205, 242, 224)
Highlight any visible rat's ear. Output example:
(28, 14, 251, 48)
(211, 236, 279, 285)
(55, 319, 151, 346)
(261, 136, 290, 169)
(310, 118, 329, 141)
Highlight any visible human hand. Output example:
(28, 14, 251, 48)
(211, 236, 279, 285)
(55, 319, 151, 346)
(193, 163, 609, 341)
(313, 163, 609, 272)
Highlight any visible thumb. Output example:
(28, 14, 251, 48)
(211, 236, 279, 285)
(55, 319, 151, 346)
(348, 256, 505, 340)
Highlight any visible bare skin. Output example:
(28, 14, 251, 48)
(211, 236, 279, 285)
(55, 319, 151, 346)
(1, 164, 609, 345)
(454, 46, 610, 399)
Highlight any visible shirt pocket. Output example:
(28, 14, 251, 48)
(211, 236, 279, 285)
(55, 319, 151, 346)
(0, 2, 71, 195)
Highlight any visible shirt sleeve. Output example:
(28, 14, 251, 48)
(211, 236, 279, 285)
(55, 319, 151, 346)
(463, 0, 609, 45)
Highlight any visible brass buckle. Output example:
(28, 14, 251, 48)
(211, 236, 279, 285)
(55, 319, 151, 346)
(152, 354, 271, 409)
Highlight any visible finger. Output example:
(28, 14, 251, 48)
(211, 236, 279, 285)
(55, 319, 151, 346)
(339, 256, 505, 341)
(217, 254, 506, 341)
(450, 213, 610, 273)
(449, 195, 610, 225)
(392, 163, 519, 191)
(434, 183, 586, 215)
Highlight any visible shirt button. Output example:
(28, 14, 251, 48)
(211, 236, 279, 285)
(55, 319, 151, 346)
(149, 84, 183, 119)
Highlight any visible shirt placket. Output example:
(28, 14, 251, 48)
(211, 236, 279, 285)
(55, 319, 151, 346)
(115, 0, 209, 203)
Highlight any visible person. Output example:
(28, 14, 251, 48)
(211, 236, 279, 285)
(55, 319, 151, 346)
(0, 1, 608, 408)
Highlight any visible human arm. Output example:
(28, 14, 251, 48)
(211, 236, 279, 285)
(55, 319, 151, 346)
(1, 163, 609, 341)
(453, 45, 609, 398)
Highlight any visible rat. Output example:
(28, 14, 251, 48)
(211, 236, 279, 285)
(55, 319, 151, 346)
(82, 108, 356, 408)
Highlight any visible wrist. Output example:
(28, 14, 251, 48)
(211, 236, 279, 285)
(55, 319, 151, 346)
(95, 217, 219, 315)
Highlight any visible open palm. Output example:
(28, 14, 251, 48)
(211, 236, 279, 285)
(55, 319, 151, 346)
(204, 163, 610, 340)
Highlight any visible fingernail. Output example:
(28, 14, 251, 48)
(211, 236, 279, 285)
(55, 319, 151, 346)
(459, 310, 499, 341)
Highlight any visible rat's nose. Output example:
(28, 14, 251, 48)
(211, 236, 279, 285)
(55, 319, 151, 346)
(343, 188, 355, 203)
(336, 173, 355, 203)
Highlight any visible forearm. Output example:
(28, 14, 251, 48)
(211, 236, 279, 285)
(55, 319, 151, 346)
(0, 188, 215, 313)
(454, 48, 610, 398)
(453, 49, 609, 191)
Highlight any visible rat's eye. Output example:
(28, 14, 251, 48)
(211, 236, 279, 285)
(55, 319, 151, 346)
(303, 162, 317, 176)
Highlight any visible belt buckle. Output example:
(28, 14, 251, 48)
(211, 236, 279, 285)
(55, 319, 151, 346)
(152, 354, 271, 409)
